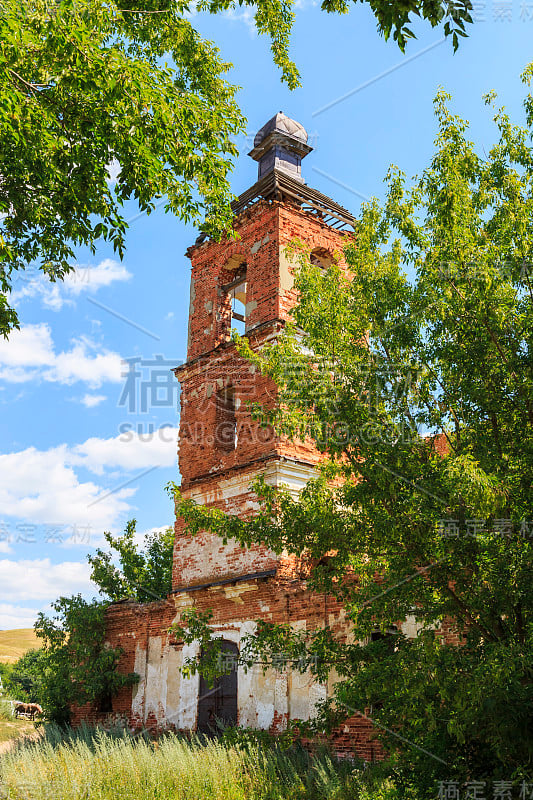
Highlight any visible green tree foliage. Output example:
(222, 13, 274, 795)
(0, 0, 472, 338)
(35, 595, 139, 724)
(88, 519, 175, 602)
(342, 0, 472, 50)
(2, 648, 45, 702)
(35, 521, 174, 722)
(0, 0, 244, 337)
(170, 69, 533, 784)
(0, 662, 9, 693)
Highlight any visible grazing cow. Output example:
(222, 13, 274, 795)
(14, 702, 28, 718)
(14, 702, 43, 720)
(26, 703, 43, 720)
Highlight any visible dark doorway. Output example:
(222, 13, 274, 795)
(197, 640, 238, 735)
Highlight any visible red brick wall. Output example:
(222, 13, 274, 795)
(176, 330, 282, 488)
(184, 201, 350, 360)
(172, 197, 353, 588)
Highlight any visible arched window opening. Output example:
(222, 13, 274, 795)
(229, 273, 247, 335)
(197, 640, 238, 735)
(221, 257, 247, 336)
(310, 247, 333, 270)
(215, 386, 237, 452)
(368, 626, 398, 713)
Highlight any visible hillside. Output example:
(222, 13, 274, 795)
(0, 629, 40, 663)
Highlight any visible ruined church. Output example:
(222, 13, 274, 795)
(74, 113, 380, 760)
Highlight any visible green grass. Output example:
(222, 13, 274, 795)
(0, 629, 40, 664)
(0, 700, 38, 748)
(0, 725, 363, 800)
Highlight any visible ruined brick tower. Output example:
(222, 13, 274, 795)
(172, 112, 353, 594)
(76, 114, 378, 758)
(164, 112, 361, 740)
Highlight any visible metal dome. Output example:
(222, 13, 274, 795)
(253, 112, 308, 148)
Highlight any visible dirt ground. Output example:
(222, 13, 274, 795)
(0, 718, 40, 752)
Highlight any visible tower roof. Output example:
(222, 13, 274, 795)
(248, 111, 312, 184)
(252, 112, 308, 148)
(232, 168, 355, 231)
(240, 113, 354, 231)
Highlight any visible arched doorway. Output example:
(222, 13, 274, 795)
(197, 640, 238, 734)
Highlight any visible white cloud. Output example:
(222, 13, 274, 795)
(0, 446, 135, 529)
(48, 337, 122, 387)
(132, 524, 173, 551)
(0, 559, 95, 604)
(0, 540, 12, 554)
(71, 427, 178, 475)
(0, 324, 123, 387)
(10, 258, 131, 312)
(0, 428, 178, 627)
(0, 323, 55, 369)
(223, 5, 256, 33)
(0, 603, 41, 630)
(80, 394, 107, 408)
(63, 259, 131, 297)
(0, 429, 178, 530)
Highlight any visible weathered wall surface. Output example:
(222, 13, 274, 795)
(184, 201, 348, 360)
(72, 586, 459, 764)
(172, 459, 319, 589)
(76, 577, 461, 762)
(172, 198, 350, 589)
(72, 574, 381, 758)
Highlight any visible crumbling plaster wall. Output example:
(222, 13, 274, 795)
(77, 584, 342, 735)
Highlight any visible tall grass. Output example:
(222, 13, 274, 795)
(0, 725, 362, 800)
(0, 700, 12, 721)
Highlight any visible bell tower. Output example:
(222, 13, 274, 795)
(172, 113, 354, 592)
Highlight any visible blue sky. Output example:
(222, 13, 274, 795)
(1, 0, 532, 629)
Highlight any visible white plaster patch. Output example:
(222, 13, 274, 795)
(255, 699, 275, 729)
(131, 641, 148, 721)
(176, 641, 200, 729)
(222, 583, 258, 603)
(144, 636, 165, 724)
(279, 247, 296, 293)
(309, 680, 327, 718)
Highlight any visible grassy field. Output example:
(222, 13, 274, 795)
(0, 629, 39, 663)
(0, 726, 367, 800)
